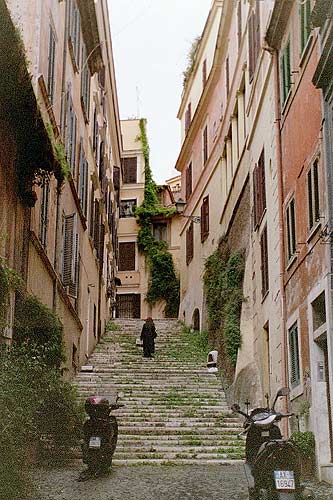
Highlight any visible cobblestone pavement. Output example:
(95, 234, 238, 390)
(33, 463, 333, 500)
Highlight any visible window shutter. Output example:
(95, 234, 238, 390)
(237, 0, 242, 48)
(186, 222, 194, 265)
(226, 57, 230, 97)
(99, 223, 105, 267)
(119, 242, 135, 271)
(289, 323, 300, 388)
(123, 157, 137, 183)
(93, 200, 100, 251)
(186, 163, 192, 200)
(203, 126, 208, 165)
(185, 103, 192, 135)
(260, 225, 269, 296)
(201, 196, 209, 242)
(202, 59, 207, 87)
(313, 160, 320, 223)
(62, 213, 77, 287)
(89, 185, 94, 238)
(308, 168, 313, 229)
(113, 166, 120, 190)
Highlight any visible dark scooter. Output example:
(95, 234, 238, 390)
(79, 395, 123, 481)
(232, 387, 314, 499)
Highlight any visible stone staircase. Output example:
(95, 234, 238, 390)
(75, 318, 245, 465)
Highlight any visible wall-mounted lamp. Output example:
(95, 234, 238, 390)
(175, 198, 201, 223)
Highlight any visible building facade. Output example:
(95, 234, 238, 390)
(116, 119, 181, 319)
(1, 0, 122, 374)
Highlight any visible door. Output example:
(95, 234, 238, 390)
(116, 294, 141, 318)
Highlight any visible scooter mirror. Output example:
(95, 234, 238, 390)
(277, 387, 290, 397)
(231, 403, 240, 412)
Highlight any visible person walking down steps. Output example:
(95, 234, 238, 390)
(140, 317, 157, 358)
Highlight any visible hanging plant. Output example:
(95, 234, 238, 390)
(135, 119, 179, 317)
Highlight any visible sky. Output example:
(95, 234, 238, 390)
(108, 0, 213, 184)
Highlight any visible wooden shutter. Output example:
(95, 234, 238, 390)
(93, 200, 100, 251)
(119, 242, 135, 271)
(289, 323, 300, 388)
(226, 57, 230, 97)
(185, 102, 191, 135)
(203, 126, 208, 165)
(123, 157, 137, 183)
(260, 225, 269, 297)
(186, 222, 194, 265)
(201, 196, 209, 242)
(99, 223, 105, 267)
(248, 9, 255, 79)
(78, 141, 88, 217)
(202, 59, 207, 87)
(89, 185, 94, 238)
(186, 163, 192, 200)
(237, 0, 242, 48)
(62, 213, 77, 287)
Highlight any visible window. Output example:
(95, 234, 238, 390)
(185, 102, 192, 135)
(153, 223, 167, 242)
(47, 24, 56, 104)
(312, 292, 326, 332)
(68, 0, 81, 66)
(308, 159, 320, 230)
(92, 107, 99, 157)
(237, 0, 242, 49)
(39, 182, 49, 248)
(288, 322, 301, 388)
(65, 90, 77, 175)
(248, 0, 260, 80)
(260, 225, 269, 297)
(253, 149, 266, 228)
(93, 200, 100, 251)
(225, 56, 230, 97)
(281, 39, 291, 105)
(202, 59, 207, 87)
(120, 199, 137, 218)
(300, 0, 311, 54)
(203, 125, 208, 166)
(200, 195, 209, 242)
(89, 184, 94, 239)
(186, 222, 194, 265)
(81, 42, 91, 119)
(185, 162, 192, 200)
(286, 198, 296, 261)
(122, 157, 137, 184)
(118, 242, 135, 271)
(62, 213, 79, 297)
(78, 140, 88, 217)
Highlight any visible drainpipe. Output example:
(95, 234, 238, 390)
(272, 49, 289, 429)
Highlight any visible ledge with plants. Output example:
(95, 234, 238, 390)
(135, 118, 179, 317)
(0, 0, 64, 206)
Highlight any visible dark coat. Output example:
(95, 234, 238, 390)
(140, 321, 157, 357)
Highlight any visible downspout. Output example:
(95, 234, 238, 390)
(272, 48, 289, 427)
(53, 0, 68, 310)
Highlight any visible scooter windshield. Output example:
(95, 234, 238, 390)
(253, 413, 277, 427)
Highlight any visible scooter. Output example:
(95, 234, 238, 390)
(79, 395, 123, 481)
(231, 387, 314, 499)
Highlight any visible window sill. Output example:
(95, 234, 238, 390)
(299, 33, 314, 68)
(286, 253, 297, 271)
(290, 383, 303, 401)
(307, 220, 321, 243)
(281, 89, 292, 114)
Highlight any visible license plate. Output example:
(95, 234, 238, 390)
(274, 470, 295, 490)
(89, 436, 101, 449)
(261, 431, 270, 437)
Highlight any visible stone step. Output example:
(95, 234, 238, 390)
(75, 318, 244, 463)
(111, 458, 244, 465)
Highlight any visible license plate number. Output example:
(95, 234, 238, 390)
(274, 470, 295, 490)
(89, 436, 101, 449)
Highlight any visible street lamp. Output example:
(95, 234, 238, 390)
(175, 198, 201, 223)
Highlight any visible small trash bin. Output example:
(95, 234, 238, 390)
(207, 350, 218, 373)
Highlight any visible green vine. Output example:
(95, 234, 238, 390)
(135, 119, 179, 317)
(46, 123, 70, 183)
(0, 258, 23, 331)
(203, 244, 245, 367)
